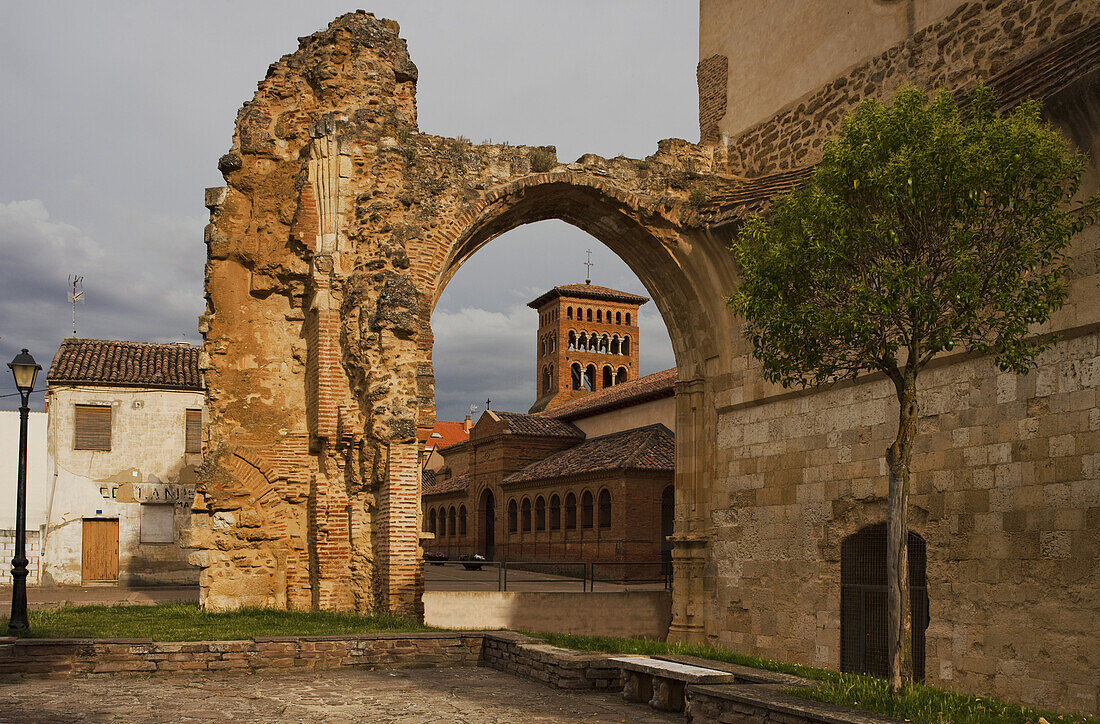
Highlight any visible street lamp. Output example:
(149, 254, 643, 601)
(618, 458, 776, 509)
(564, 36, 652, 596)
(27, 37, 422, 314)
(7, 349, 40, 634)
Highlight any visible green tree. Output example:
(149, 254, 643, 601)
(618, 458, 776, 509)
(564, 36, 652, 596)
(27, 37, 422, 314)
(730, 86, 1097, 693)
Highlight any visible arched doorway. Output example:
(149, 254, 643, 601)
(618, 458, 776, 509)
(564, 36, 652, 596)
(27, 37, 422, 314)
(840, 523, 928, 681)
(479, 489, 496, 560)
(428, 176, 741, 642)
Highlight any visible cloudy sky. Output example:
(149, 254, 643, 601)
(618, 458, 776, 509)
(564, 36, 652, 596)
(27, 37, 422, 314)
(0, 2, 697, 417)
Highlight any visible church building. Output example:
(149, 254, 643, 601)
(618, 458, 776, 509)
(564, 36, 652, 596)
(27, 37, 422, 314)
(421, 282, 676, 568)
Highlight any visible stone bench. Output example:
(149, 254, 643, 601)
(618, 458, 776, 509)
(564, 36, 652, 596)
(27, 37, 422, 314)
(611, 656, 738, 711)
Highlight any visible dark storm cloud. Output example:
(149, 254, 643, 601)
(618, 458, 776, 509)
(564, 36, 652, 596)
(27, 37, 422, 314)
(0, 1, 695, 413)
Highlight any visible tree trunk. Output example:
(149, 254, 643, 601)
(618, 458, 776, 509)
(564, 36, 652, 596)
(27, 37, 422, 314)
(886, 371, 918, 694)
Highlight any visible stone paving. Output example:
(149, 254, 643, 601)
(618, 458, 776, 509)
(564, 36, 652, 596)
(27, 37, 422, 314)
(0, 666, 680, 723)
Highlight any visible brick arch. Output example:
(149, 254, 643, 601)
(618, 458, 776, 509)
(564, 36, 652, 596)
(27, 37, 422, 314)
(422, 173, 739, 641)
(225, 451, 284, 513)
(428, 174, 741, 380)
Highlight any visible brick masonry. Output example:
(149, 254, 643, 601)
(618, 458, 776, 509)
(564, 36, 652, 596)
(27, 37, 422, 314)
(0, 529, 40, 586)
(697, 53, 729, 145)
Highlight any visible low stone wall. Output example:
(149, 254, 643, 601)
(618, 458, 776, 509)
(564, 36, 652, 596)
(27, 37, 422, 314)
(423, 590, 671, 639)
(0, 632, 482, 676)
(686, 683, 903, 724)
(0, 630, 922, 722)
(480, 631, 621, 690)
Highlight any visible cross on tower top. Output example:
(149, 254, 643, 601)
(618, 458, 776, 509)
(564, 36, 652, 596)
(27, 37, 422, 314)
(584, 249, 593, 285)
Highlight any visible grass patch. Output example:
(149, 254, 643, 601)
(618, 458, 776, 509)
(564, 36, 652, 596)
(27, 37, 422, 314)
(21, 603, 436, 641)
(793, 675, 1098, 724)
(525, 632, 1097, 724)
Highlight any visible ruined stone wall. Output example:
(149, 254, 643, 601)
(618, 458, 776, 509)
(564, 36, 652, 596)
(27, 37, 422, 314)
(722, 0, 1099, 176)
(196, 12, 729, 618)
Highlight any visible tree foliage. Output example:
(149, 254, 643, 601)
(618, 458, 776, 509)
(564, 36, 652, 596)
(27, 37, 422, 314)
(732, 85, 1096, 388)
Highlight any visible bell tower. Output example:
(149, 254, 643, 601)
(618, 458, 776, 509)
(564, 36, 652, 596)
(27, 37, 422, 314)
(527, 283, 649, 413)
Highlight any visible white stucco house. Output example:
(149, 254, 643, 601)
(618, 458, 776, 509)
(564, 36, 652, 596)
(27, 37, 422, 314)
(41, 339, 204, 586)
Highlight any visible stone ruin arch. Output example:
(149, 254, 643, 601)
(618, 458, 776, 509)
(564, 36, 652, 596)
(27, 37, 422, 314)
(194, 11, 744, 638)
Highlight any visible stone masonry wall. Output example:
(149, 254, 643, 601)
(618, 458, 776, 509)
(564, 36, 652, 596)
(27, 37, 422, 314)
(724, 0, 1100, 176)
(703, 1, 1100, 715)
(0, 632, 482, 676)
(0, 631, 616, 690)
(479, 631, 622, 690)
(711, 330, 1100, 714)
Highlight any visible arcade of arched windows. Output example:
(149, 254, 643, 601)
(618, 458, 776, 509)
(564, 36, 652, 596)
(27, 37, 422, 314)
(562, 306, 636, 327)
(420, 474, 676, 566)
(502, 487, 612, 537)
(426, 504, 467, 539)
(541, 364, 555, 394)
(565, 330, 631, 357)
(424, 487, 615, 541)
(539, 333, 556, 357)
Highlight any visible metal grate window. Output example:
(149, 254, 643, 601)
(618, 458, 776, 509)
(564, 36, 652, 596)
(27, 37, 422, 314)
(74, 404, 112, 451)
(840, 523, 927, 681)
(185, 409, 202, 453)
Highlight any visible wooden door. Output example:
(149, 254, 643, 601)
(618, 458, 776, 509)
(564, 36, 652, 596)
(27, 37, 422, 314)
(82, 519, 119, 582)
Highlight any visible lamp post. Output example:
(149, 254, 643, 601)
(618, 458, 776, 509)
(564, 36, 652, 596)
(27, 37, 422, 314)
(7, 349, 40, 634)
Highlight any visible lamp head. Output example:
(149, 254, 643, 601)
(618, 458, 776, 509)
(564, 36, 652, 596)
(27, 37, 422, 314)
(8, 349, 41, 393)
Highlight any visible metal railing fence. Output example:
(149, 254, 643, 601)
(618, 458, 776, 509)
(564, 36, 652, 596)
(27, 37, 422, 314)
(422, 559, 670, 592)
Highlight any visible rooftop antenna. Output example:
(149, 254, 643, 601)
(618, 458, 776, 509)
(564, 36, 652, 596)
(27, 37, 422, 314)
(67, 275, 84, 337)
(584, 249, 593, 285)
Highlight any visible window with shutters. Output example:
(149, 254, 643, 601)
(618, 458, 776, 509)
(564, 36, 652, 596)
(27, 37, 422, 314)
(74, 405, 112, 451)
(140, 503, 175, 544)
(185, 409, 202, 453)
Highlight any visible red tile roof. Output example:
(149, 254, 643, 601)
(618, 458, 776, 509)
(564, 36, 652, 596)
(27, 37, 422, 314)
(490, 411, 585, 439)
(504, 424, 674, 484)
(528, 284, 650, 309)
(422, 470, 469, 496)
(47, 338, 203, 391)
(540, 367, 677, 422)
(424, 420, 469, 451)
